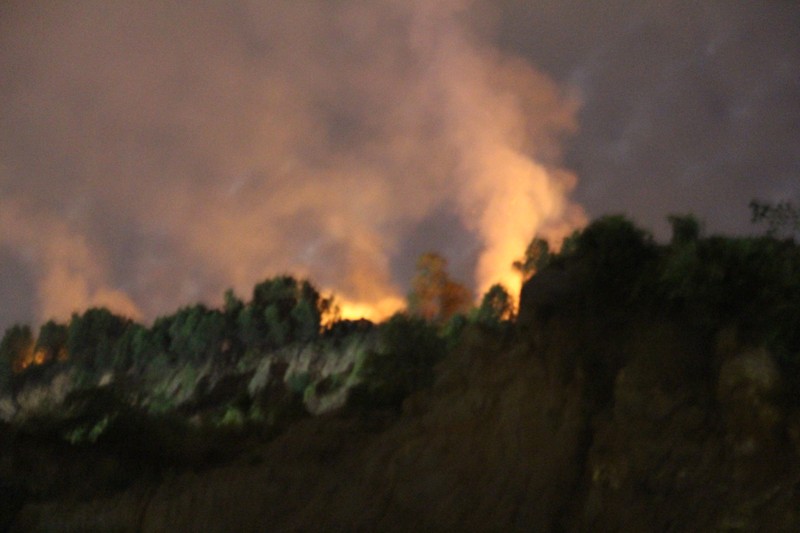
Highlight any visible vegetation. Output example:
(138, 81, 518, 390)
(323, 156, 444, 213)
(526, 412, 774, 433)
(1, 205, 799, 463)
(750, 199, 800, 238)
(513, 237, 551, 281)
(349, 314, 446, 410)
(3, 205, 800, 530)
(407, 252, 472, 323)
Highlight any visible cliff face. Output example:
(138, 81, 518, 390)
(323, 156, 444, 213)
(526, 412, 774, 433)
(9, 277, 800, 532)
(12, 329, 587, 531)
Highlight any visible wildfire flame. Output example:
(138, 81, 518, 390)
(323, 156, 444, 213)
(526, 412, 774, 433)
(336, 295, 405, 322)
(12, 347, 50, 373)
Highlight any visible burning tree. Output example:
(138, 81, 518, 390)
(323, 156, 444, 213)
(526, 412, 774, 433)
(407, 253, 472, 322)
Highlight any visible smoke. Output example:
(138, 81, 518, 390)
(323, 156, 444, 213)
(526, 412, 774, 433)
(0, 196, 142, 322)
(493, 1, 800, 239)
(0, 0, 584, 327)
(408, 3, 584, 296)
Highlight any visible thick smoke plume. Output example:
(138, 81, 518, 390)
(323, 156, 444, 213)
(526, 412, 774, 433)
(0, 0, 584, 327)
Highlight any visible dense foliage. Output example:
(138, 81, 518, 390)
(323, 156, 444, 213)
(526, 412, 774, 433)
(2, 210, 799, 411)
(349, 314, 446, 410)
(0, 276, 336, 398)
(2, 210, 800, 532)
(532, 213, 800, 403)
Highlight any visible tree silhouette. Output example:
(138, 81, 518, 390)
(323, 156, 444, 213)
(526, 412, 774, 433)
(0, 324, 34, 375)
(750, 200, 800, 238)
(475, 284, 515, 324)
(513, 237, 551, 282)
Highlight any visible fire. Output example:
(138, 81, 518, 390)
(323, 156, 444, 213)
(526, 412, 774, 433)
(336, 295, 405, 322)
(13, 346, 50, 373)
(464, 139, 584, 309)
(0, 2, 587, 332)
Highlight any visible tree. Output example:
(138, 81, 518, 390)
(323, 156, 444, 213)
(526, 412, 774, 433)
(352, 314, 445, 409)
(0, 324, 34, 375)
(513, 237, 551, 282)
(36, 320, 68, 363)
(291, 299, 320, 343)
(0, 347, 10, 393)
(168, 305, 227, 364)
(750, 200, 800, 238)
(569, 215, 657, 304)
(667, 214, 701, 246)
(263, 304, 289, 347)
(407, 253, 472, 322)
(223, 288, 244, 316)
(475, 284, 515, 325)
(238, 276, 332, 350)
(66, 308, 131, 372)
(110, 323, 144, 371)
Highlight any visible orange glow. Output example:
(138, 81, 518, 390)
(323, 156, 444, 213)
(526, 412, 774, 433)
(337, 295, 405, 322)
(464, 143, 585, 308)
(13, 346, 50, 373)
(0, 3, 586, 330)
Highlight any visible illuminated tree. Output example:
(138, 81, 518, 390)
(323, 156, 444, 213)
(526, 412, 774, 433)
(35, 320, 68, 363)
(408, 253, 472, 322)
(238, 276, 333, 350)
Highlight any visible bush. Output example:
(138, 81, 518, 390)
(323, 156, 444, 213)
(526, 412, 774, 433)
(66, 308, 131, 373)
(349, 314, 445, 410)
(473, 284, 515, 327)
(563, 215, 657, 306)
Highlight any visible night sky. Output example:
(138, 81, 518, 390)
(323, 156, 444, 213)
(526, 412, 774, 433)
(1, 1, 798, 330)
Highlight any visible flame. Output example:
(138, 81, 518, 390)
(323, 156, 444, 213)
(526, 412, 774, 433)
(470, 149, 585, 304)
(336, 295, 405, 322)
(13, 346, 50, 373)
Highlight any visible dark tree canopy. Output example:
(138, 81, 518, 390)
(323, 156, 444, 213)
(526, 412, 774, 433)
(475, 284, 515, 324)
(66, 308, 132, 372)
(36, 320, 69, 363)
(513, 237, 551, 282)
(750, 200, 800, 238)
(0, 324, 34, 375)
(667, 214, 701, 246)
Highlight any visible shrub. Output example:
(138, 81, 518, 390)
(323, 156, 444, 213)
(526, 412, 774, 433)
(349, 314, 445, 410)
(566, 215, 657, 306)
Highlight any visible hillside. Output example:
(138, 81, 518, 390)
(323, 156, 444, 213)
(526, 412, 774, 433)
(2, 215, 800, 531)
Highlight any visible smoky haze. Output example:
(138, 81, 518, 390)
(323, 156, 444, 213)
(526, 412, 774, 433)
(0, 0, 584, 328)
(1, 1, 798, 332)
